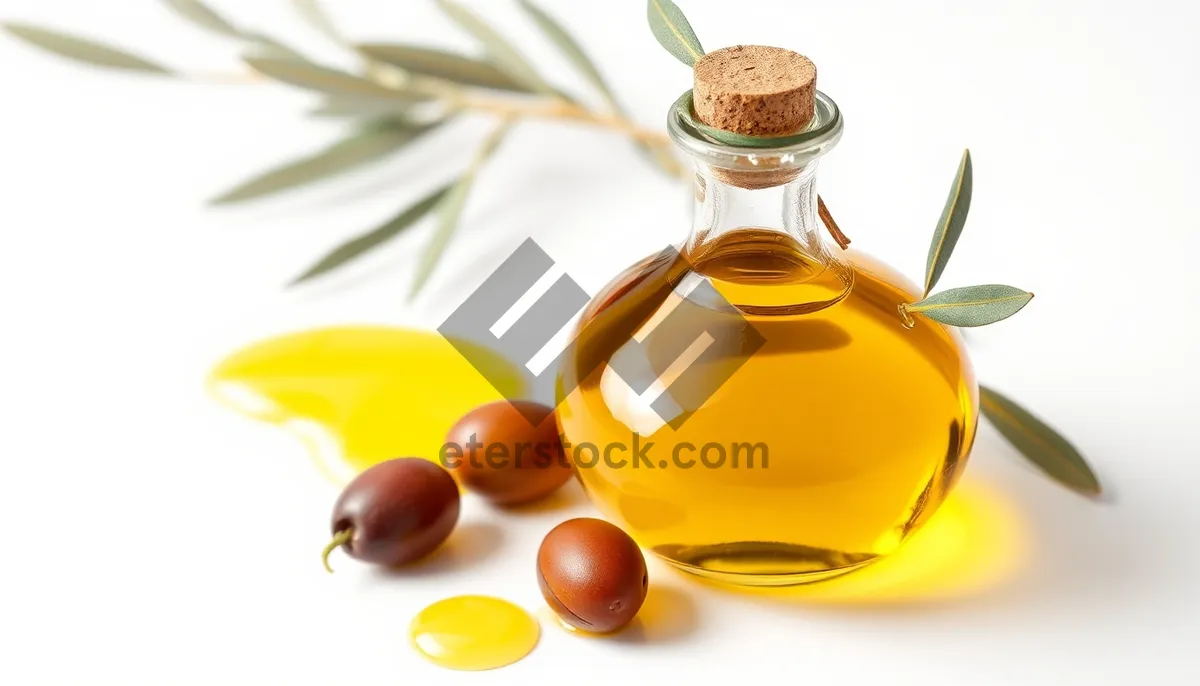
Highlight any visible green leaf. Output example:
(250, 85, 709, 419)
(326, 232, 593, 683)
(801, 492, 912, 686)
(162, 0, 241, 38)
(517, 0, 614, 105)
(410, 122, 513, 298)
(158, 2, 307, 60)
(924, 149, 973, 295)
(290, 183, 454, 285)
(308, 95, 418, 118)
(244, 56, 421, 101)
(980, 385, 1101, 498)
(673, 90, 840, 149)
(211, 122, 440, 205)
(433, 0, 554, 95)
(357, 43, 532, 93)
(515, 0, 679, 178)
(646, 0, 705, 68)
(243, 34, 307, 60)
(907, 284, 1033, 327)
(292, 0, 343, 46)
(3, 23, 172, 74)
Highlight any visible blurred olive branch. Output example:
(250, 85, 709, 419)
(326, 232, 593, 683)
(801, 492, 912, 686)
(2, 0, 686, 296)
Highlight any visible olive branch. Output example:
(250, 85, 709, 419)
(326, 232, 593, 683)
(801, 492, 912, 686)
(3, 0, 686, 297)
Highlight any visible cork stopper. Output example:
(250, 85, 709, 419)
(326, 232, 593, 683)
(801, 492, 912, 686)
(693, 45, 817, 188)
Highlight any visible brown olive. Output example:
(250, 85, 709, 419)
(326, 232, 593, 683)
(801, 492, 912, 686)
(322, 457, 459, 572)
(444, 400, 573, 506)
(537, 518, 648, 633)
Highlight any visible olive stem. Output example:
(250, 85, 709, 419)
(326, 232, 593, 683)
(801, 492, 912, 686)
(321, 528, 354, 574)
(817, 196, 851, 249)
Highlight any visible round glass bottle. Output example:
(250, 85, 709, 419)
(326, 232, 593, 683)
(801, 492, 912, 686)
(556, 91, 979, 586)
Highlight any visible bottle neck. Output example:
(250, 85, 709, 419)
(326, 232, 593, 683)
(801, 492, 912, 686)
(666, 88, 849, 306)
(681, 161, 853, 316)
(686, 162, 829, 257)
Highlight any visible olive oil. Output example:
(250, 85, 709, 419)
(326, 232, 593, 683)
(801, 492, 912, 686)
(556, 230, 977, 585)
(408, 596, 539, 671)
(207, 326, 526, 482)
(690, 229, 852, 314)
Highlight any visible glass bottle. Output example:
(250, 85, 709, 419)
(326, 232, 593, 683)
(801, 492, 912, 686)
(555, 91, 978, 586)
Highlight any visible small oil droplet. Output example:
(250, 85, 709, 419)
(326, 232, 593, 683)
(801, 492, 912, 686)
(409, 596, 539, 671)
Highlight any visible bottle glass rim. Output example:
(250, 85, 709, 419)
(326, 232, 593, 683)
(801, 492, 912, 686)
(667, 90, 844, 173)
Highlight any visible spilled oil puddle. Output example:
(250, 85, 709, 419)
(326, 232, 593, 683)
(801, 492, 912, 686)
(208, 326, 527, 483)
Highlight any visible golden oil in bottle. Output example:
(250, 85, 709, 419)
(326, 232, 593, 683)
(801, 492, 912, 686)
(556, 85, 977, 586)
(557, 230, 976, 585)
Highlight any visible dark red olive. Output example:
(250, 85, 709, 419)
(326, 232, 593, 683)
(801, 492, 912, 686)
(323, 457, 459, 572)
(537, 518, 648, 633)
(444, 400, 573, 506)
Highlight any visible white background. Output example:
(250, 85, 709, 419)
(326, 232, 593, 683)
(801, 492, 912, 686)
(1, 0, 1198, 684)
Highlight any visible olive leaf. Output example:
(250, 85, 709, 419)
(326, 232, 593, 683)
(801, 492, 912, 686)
(212, 122, 441, 205)
(356, 44, 532, 93)
(434, 0, 555, 95)
(242, 34, 307, 61)
(980, 385, 1101, 497)
(308, 95, 418, 118)
(292, 0, 343, 46)
(243, 56, 419, 101)
(906, 284, 1033, 327)
(291, 183, 454, 285)
(162, 0, 241, 38)
(161, 0, 306, 61)
(3, 23, 172, 74)
(410, 121, 513, 298)
(517, 0, 681, 178)
(647, 0, 705, 68)
(923, 149, 972, 295)
(518, 0, 612, 105)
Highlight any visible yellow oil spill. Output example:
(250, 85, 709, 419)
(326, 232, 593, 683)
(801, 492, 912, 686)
(409, 596, 540, 671)
(207, 326, 527, 484)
